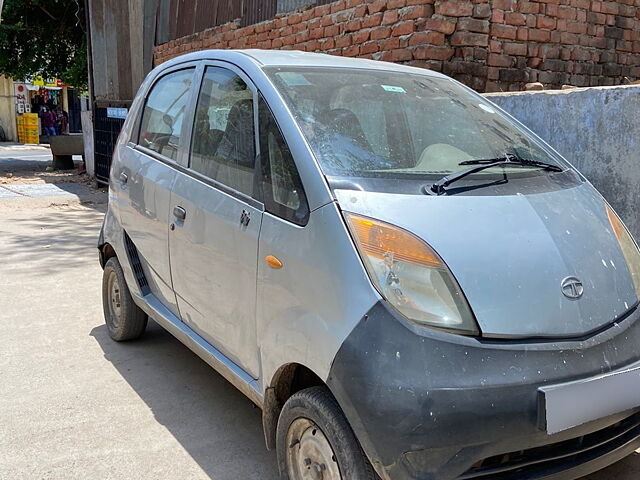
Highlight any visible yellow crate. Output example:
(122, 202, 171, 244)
(18, 113, 38, 125)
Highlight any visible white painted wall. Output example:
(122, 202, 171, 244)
(486, 85, 640, 239)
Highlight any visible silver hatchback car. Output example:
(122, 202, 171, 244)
(99, 50, 640, 480)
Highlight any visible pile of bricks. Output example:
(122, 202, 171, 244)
(153, 0, 640, 92)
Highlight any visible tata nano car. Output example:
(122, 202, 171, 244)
(99, 50, 640, 480)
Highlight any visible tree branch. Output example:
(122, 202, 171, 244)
(39, 5, 57, 21)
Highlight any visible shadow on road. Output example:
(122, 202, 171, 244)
(0, 149, 59, 173)
(90, 321, 279, 480)
(0, 207, 106, 276)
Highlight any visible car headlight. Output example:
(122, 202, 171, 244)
(344, 212, 479, 335)
(606, 204, 640, 300)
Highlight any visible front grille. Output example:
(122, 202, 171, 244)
(460, 412, 640, 479)
(123, 231, 150, 295)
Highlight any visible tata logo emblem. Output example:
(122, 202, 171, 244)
(561, 276, 584, 299)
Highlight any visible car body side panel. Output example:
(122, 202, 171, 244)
(169, 172, 263, 379)
(106, 63, 191, 316)
(100, 195, 265, 406)
(99, 205, 141, 297)
(257, 203, 380, 387)
(115, 146, 179, 314)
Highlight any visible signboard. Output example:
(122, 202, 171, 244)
(14, 83, 27, 114)
(26, 76, 61, 87)
(106, 107, 128, 119)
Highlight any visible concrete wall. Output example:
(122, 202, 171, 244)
(486, 85, 640, 239)
(88, 0, 152, 101)
(0, 76, 17, 141)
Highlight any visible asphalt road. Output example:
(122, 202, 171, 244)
(0, 149, 638, 479)
(0, 148, 52, 171)
(0, 144, 83, 174)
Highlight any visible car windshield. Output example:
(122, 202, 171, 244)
(265, 67, 566, 185)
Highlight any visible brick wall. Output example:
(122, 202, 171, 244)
(153, 0, 640, 92)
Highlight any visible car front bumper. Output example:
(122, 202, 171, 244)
(327, 301, 640, 480)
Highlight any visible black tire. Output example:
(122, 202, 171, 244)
(276, 386, 378, 480)
(102, 256, 148, 341)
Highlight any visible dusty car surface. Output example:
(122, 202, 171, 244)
(99, 50, 640, 480)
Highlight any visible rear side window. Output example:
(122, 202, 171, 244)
(138, 68, 194, 160)
(190, 66, 256, 197)
(258, 95, 309, 226)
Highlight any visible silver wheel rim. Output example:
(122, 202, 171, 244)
(107, 271, 122, 328)
(285, 418, 341, 480)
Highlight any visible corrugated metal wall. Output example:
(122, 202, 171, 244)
(276, 0, 312, 15)
(156, 0, 334, 42)
(173, 0, 243, 38)
(88, 0, 332, 101)
(242, 0, 277, 27)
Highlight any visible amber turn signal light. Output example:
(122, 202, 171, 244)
(345, 213, 443, 268)
(266, 255, 283, 269)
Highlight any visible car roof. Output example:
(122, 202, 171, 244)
(159, 49, 447, 79)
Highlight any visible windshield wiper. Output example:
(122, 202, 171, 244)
(427, 153, 564, 195)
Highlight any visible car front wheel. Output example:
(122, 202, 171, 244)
(276, 386, 378, 480)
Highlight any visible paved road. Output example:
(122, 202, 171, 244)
(0, 144, 82, 173)
(0, 149, 52, 171)
(0, 149, 638, 479)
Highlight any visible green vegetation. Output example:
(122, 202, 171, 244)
(0, 0, 87, 90)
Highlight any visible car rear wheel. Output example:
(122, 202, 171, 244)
(102, 256, 147, 341)
(277, 386, 378, 480)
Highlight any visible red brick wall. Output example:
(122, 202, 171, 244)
(153, 0, 640, 92)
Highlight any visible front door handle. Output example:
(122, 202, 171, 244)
(119, 171, 128, 184)
(173, 206, 186, 221)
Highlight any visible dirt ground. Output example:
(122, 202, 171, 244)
(0, 168, 94, 185)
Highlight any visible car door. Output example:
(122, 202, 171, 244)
(168, 63, 262, 378)
(116, 65, 198, 314)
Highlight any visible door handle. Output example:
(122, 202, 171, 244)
(119, 171, 128, 184)
(240, 209, 250, 227)
(173, 206, 186, 221)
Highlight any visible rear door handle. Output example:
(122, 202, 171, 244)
(173, 206, 186, 221)
(119, 172, 128, 184)
(240, 209, 250, 227)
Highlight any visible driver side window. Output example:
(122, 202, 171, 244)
(138, 68, 194, 161)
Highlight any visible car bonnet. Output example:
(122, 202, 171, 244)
(335, 183, 638, 339)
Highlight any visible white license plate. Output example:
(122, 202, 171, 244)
(539, 362, 640, 434)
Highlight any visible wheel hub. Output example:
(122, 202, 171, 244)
(108, 271, 122, 327)
(286, 418, 341, 480)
